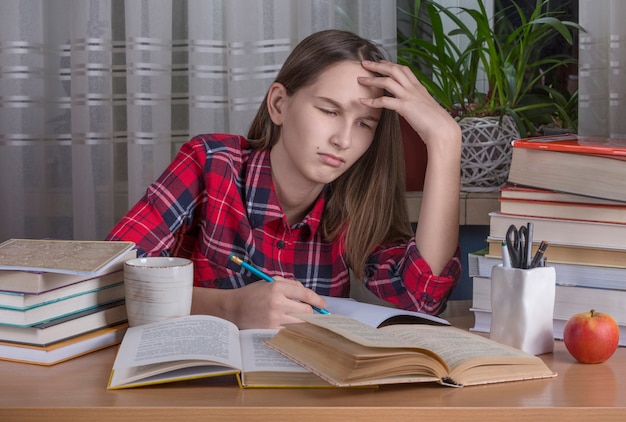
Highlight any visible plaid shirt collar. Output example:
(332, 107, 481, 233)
(244, 148, 326, 242)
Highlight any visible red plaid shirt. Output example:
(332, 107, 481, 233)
(106, 134, 461, 314)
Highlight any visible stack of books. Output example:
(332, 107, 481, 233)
(470, 134, 626, 344)
(0, 239, 136, 365)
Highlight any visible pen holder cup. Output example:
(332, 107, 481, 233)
(490, 265, 556, 355)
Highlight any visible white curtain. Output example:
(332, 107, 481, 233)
(578, 0, 626, 138)
(0, 0, 397, 242)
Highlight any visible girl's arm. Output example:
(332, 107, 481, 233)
(359, 60, 462, 275)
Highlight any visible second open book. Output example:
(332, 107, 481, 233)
(108, 297, 555, 389)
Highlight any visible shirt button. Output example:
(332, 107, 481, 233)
(277, 240, 285, 249)
(215, 280, 221, 288)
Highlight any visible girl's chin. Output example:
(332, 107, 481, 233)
(314, 168, 347, 183)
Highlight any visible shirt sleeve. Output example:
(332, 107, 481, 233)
(362, 240, 462, 315)
(105, 139, 207, 257)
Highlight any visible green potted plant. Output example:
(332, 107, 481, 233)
(397, 0, 582, 191)
(518, 84, 579, 135)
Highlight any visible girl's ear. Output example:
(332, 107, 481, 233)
(267, 82, 288, 126)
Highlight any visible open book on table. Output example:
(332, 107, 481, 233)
(107, 296, 449, 389)
(107, 315, 328, 389)
(266, 314, 556, 388)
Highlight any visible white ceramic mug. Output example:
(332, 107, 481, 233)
(123, 257, 193, 327)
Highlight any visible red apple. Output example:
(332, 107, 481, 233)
(563, 309, 620, 363)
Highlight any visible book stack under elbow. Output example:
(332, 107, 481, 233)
(0, 239, 136, 365)
(472, 134, 626, 344)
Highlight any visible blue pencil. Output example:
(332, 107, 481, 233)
(228, 254, 329, 314)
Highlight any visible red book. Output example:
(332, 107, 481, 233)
(499, 185, 623, 205)
(498, 185, 626, 224)
(512, 135, 626, 157)
(507, 135, 626, 203)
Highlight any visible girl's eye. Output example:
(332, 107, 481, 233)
(319, 108, 336, 116)
(358, 121, 372, 130)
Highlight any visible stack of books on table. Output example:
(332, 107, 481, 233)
(471, 134, 626, 345)
(0, 239, 136, 365)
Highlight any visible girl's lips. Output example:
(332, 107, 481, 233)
(319, 153, 344, 168)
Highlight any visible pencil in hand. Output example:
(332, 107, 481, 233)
(228, 254, 330, 314)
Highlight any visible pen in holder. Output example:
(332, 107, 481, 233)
(490, 265, 556, 355)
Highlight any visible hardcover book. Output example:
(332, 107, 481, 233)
(0, 239, 135, 276)
(507, 135, 626, 202)
(0, 247, 136, 295)
(0, 271, 124, 310)
(0, 300, 127, 347)
(486, 237, 626, 268)
(107, 315, 331, 389)
(266, 314, 555, 387)
(499, 186, 623, 205)
(0, 283, 125, 327)
(488, 212, 626, 249)
(469, 250, 626, 290)
(0, 323, 127, 365)
(511, 134, 626, 156)
(470, 274, 626, 325)
(499, 197, 626, 224)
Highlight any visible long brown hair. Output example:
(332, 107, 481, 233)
(247, 30, 413, 279)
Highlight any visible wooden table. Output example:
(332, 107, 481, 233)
(1, 304, 625, 421)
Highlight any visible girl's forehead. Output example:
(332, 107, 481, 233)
(308, 61, 379, 92)
(296, 62, 383, 120)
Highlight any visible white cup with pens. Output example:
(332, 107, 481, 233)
(501, 222, 549, 270)
(491, 223, 556, 355)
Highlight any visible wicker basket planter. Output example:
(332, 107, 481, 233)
(458, 116, 520, 192)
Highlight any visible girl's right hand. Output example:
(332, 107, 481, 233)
(192, 277, 327, 329)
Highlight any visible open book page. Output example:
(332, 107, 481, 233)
(324, 296, 449, 327)
(292, 314, 412, 347)
(109, 315, 242, 387)
(295, 315, 538, 368)
(239, 329, 308, 374)
(380, 324, 539, 371)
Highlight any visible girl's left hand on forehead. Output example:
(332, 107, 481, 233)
(358, 60, 458, 144)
